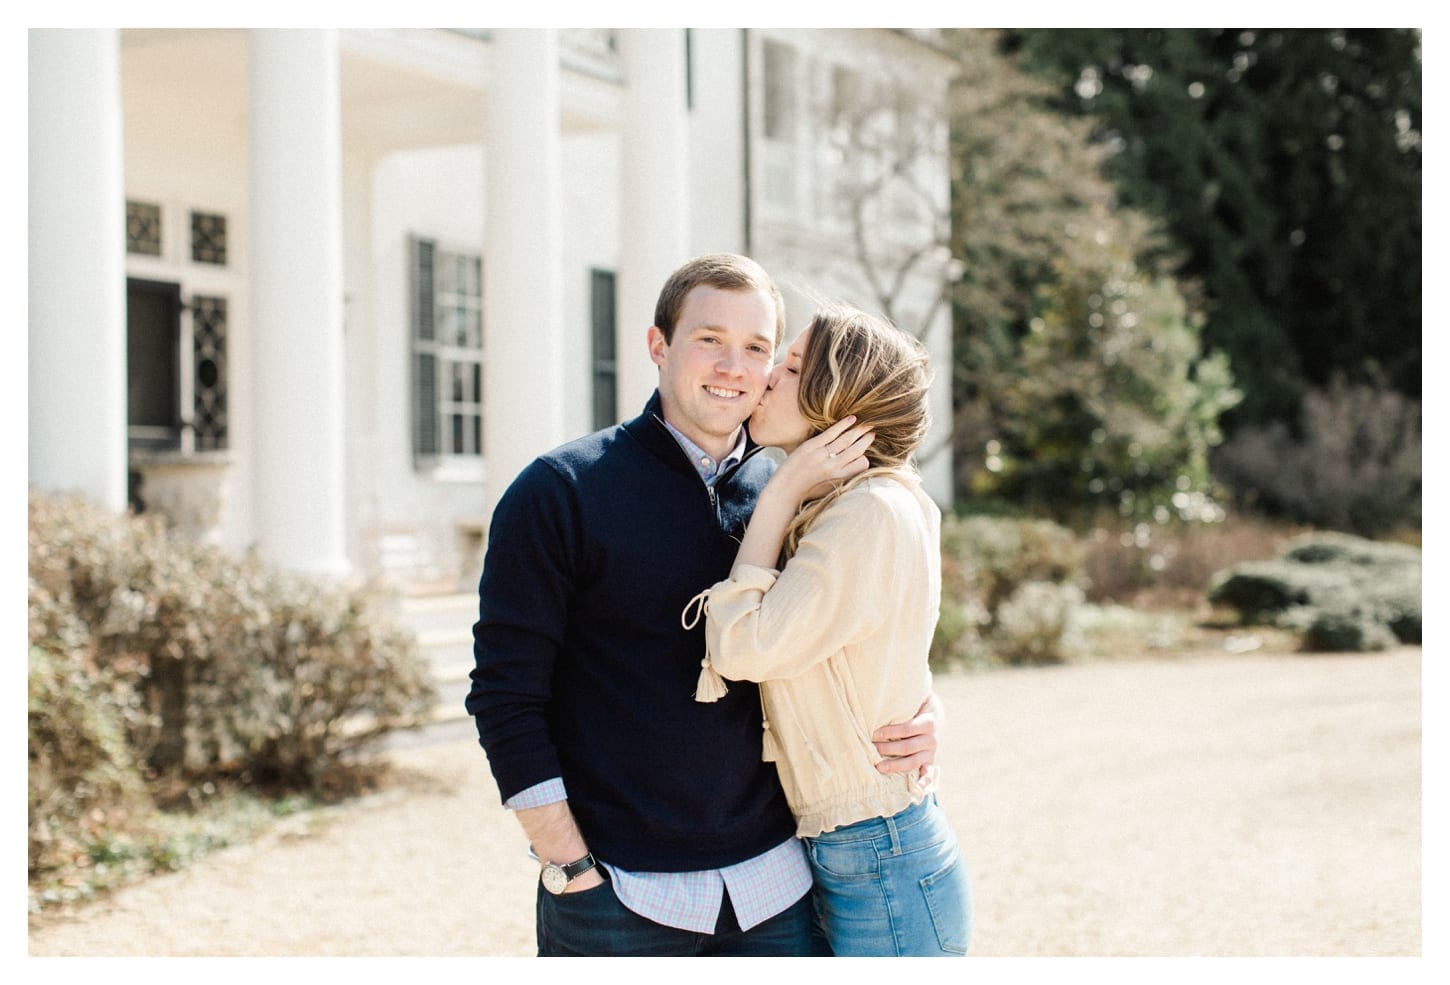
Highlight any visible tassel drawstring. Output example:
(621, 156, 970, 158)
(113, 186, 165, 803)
(694, 660, 729, 703)
(803, 733, 834, 781)
(681, 590, 709, 631)
(761, 714, 782, 762)
(682, 590, 729, 703)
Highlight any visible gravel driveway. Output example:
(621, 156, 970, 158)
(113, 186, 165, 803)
(27, 647, 1422, 957)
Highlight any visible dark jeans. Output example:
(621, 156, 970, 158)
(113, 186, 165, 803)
(536, 875, 813, 957)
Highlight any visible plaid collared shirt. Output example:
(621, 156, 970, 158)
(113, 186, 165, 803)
(507, 773, 809, 933)
(502, 422, 809, 934)
(660, 419, 748, 485)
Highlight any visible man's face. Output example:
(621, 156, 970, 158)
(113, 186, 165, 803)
(649, 284, 777, 461)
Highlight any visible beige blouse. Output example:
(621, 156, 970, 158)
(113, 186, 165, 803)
(689, 472, 943, 838)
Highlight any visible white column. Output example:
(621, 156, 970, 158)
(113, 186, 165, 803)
(484, 29, 565, 515)
(28, 29, 127, 513)
(616, 28, 691, 420)
(247, 29, 349, 576)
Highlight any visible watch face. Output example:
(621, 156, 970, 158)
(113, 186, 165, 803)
(541, 864, 568, 894)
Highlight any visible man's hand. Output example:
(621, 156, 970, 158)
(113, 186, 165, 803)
(559, 865, 605, 893)
(873, 691, 944, 777)
(517, 801, 605, 893)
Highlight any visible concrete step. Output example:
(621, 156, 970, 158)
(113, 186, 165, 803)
(396, 592, 478, 636)
(395, 592, 478, 726)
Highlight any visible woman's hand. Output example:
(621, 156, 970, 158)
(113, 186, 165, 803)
(732, 417, 874, 574)
(765, 416, 875, 508)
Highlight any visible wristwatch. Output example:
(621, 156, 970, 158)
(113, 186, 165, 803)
(540, 852, 598, 895)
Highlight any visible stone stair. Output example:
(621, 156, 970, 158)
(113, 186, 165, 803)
(395, 591, 478, 727)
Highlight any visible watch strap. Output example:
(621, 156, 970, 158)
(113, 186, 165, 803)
(558, 852, 596, 880)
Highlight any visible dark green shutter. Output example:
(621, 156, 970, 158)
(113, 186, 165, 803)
(590, 268, 617, 430)
(411, 236, 439, 457)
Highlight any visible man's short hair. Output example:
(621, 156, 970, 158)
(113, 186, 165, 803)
(653, 254, 786, 348)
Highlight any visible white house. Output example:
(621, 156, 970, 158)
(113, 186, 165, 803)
(29, 27, 957, 592)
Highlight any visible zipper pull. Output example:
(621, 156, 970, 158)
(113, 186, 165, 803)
(707, 483, 722, 527)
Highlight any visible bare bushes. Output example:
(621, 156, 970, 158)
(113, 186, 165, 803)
(27, 491, 436, 889)
(1212, 377, 1421, 537)
(1081, 513, 1304, 607)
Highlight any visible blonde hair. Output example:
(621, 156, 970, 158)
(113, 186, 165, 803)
(782, 304, 932, 561)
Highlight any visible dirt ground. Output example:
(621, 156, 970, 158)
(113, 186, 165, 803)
(26, 646, 1424, 960)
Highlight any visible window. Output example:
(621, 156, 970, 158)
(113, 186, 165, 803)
(190, 211, 228, 265)
(190, 295, 229, 451)
(822, 64, 867, 226)
(761, 39, 801, 214)
(830, 64, 863, 127)
(590, 268, 617, 430)
(126, 200, 162, 256)
(763, 40, 797, 140)
(411, 236, 484, 460)
(124, 200, 231, 456)
(126, 278, 182, 451)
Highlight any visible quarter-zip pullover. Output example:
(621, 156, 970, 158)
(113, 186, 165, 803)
(466, 392, 797, 872)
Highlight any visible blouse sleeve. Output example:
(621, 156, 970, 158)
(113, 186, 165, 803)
(703, 484, 896, 683)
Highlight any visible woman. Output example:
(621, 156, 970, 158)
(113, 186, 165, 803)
(683, 304, 971, 957)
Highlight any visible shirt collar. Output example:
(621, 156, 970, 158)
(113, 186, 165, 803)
(661, 419, 747, 485)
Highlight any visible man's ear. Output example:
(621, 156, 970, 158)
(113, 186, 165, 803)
(647, 326, 668, 366)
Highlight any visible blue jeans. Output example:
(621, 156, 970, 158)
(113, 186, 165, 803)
(535, 874, 814, 956)
(806, 795, 971, 956)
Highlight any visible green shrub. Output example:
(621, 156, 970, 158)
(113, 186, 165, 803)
(27, 490, 437, 892)
(1303, 608, 1399, 653)
(933, 514, 1086, 667)
(1280, 531, 1422, 569)
(1206, 560, 1352, 624)
(931, 567, 990, 669)
(964, 256, 1242, 527)
(941, 514, 1083, 610)
(1207, 531, 1420, 652)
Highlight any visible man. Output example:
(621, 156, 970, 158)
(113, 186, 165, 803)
(466, 254, 937, 956)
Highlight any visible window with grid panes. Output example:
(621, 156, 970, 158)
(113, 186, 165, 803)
(410, 237, 484, 460)
(124, 200, 231, 455)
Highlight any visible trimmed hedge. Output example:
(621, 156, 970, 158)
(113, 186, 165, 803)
(1208, 531, 1421, 652)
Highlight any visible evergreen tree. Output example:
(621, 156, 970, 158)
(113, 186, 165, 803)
(1006, 28, 1422, 428)
(944, 29, 1240, 523)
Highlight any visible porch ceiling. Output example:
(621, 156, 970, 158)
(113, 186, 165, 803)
(120, 28, 614, 159)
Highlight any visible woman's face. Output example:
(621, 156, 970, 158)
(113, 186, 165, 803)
(749, 328, 813, 452)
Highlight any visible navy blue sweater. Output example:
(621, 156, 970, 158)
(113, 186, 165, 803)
(465, 393, 798, 872)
